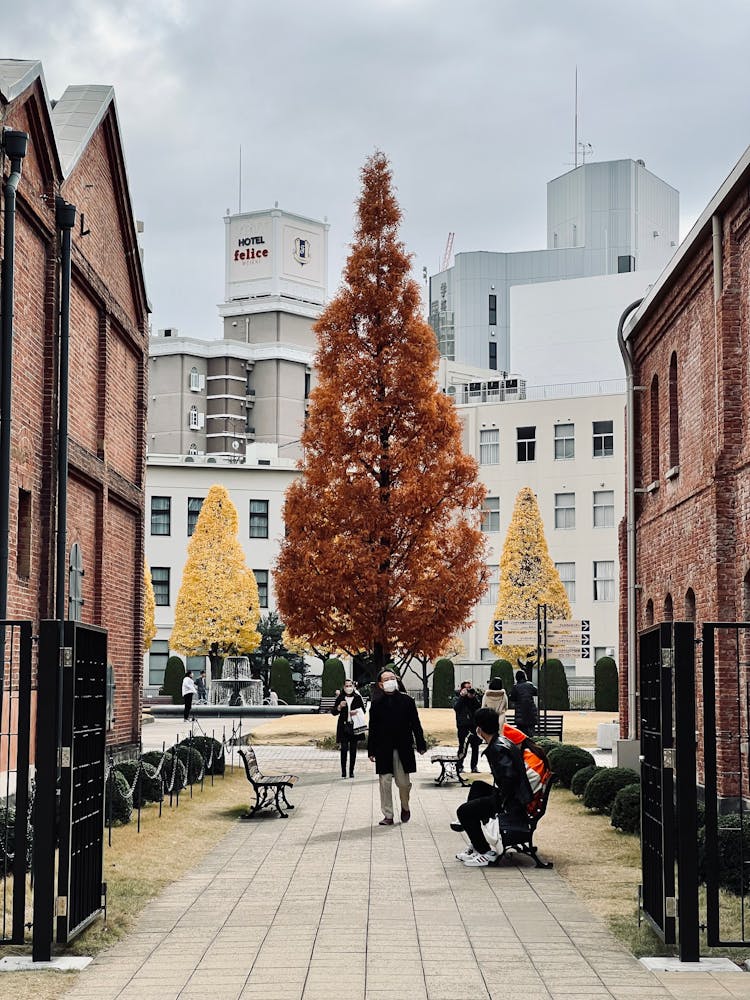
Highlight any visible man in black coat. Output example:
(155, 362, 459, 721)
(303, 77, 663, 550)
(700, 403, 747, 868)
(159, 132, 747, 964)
(367, 669, 427, 825)
(453, 684, 481, 772)
(509, 669, 538, 737)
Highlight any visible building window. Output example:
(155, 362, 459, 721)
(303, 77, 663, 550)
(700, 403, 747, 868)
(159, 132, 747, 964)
(489, 341, 497, 370)
(516, 426, 536, 462)
(187, 497, 204, 536)
(554, 493, 575, 529)
(594, 646, 615, 662)
(479, 428, 500, 465)
(480, 565, 499, 605)
(480, 648, 494, 662)
(593, 420, 614, 457)
(17, 488, 31, 578)
(664, 593, 674, 621)
(254, 569, 269, 608)
(188, 443, 198, 456)
(618, 255, 635, 273)
(488, 294, 497, 326)
(593, 490, 614, 528)
(151, 567, 170, 606)
(249, 499, 269, 538)
(189, 366, 201, 392)
(685, 587, 696, 621)
(555, 562, 576, 604)
(187, 655, 205, 676)
(593, 561, 615, 602)
(650, 374, 660, 482)
(554, 423, 574, 460)
(148, 639, 169, 687)
(481, 497, 500, 533)
(150, 496, 171, 535)
(304, 371, 311, 398)
(669, 352, 679, 468)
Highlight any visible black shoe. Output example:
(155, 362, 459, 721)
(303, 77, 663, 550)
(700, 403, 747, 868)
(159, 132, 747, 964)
(450, 821, 464, 832)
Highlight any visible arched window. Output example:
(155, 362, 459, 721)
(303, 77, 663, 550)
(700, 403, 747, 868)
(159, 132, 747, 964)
(650, 374, 660, 482)
(664, 593, 673, 621)
(645, 599, 654, 627)
(685, 588, 696, 621)
(669, 353, 679, 469)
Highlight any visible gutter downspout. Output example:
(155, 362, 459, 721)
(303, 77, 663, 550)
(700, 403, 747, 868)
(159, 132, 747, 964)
(712, 215, 723, 456)
(617, 298, 644, 742)
(0, 129, 29, 626)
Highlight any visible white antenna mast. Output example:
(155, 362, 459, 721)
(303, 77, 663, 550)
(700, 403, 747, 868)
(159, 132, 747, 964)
(238, 145, 242, 214)
(574, 66, 578, 168)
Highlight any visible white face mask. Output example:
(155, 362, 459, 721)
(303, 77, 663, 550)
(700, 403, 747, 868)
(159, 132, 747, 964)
(382, 679, 398, 693)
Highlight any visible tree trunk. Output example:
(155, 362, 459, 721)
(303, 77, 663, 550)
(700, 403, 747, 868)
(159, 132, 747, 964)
(209, 644, 223, 680)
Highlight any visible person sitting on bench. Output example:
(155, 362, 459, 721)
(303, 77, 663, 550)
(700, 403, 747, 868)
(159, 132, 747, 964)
(452, 708, 533, 867)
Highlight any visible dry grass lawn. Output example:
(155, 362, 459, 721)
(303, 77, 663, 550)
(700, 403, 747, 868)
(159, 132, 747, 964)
(250, 708, 618, 748)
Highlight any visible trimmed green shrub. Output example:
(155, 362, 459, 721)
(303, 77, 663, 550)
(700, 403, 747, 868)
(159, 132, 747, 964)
(142, 750, 187, 792)
(271, 657, 296, 705)
(595, 656, 618, 712)
(611, 783, 640, 834)
(173, 743, 204, 784)
(534, 736, 558, 752)
(570, 764, 603, 798)
(105, 769, 133, 825)
(0, 804, 31, 870)
(431, 658, 455, 708)
(697, 813, 750, 895)
(491, 659, 514, 693)
(160, 655, 185, 704)
(115, 760, 163, 806)
(583, 767, 640, 814)
(180, 735, 225, 775)
(547, 744, 595, 788)
(322, 658, 345, 696)
(538, 658, 569, 711)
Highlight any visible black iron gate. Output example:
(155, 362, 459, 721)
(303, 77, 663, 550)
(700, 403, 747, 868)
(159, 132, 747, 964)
(34, 620, 107, 959)
(0, 621, 33, 944)
(702, 622, 750, 947)
(639, 620, 699, 961)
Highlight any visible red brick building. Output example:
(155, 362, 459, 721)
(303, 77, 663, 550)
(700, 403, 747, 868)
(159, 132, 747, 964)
(0, 60, 148, 751)
(620, 142, 750, 795)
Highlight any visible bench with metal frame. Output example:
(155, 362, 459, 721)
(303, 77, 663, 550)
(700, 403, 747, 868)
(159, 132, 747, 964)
(506, 712, 564, 742)
(490, 773, 557, 869)
(238, 746, 298, 818)
(318, 696, 337, 714)
(431, 743, 469, 787)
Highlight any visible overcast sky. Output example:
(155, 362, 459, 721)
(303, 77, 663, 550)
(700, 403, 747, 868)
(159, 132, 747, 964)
(5, 1, 750, 360)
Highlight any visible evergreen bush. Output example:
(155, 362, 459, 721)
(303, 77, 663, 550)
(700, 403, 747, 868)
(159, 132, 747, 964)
(180, 735, 225, 775)
(142, 750, 187, 792)
(173, 744, 205, 784)
(322, 658, 345, 696)
(570, 764, 603, 798)
(160, 655, 185, 704)
(697, 813, 750, 895)
(611, 783, 640, 834)
(583, 767, 640, 814)
(105, 769, 133, 825)
(0, 804, 30, 869)
(431, 658, 455, 708)
(594, 656, 619, 712)
(538, 658, 569, 711)
(115, 760, 163, 806)
(271, 657, 296, 705)
(546, 744, 595, 788)
(491, 659, 514, 693)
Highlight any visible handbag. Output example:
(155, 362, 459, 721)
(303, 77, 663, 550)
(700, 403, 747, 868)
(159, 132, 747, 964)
(349, 706, 367, 735)
(480, 815, 501, 851)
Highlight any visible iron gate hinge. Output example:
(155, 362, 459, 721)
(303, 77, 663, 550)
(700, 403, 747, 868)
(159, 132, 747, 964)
(56, 895, 67, 917)
(60, 646, 73, 668)
(59, 746, 71, 768)
(665, 896, 676, 918)
(663, 748, 676, 769)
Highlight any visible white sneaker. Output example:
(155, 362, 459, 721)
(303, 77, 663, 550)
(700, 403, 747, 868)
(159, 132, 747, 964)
(455, 846, 476, 861)
(462, 849, 499, 867)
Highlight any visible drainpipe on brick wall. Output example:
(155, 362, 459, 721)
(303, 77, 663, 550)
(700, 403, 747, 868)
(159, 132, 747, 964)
(712, 214, 723, 457)
(0, 129, 29, 628)
(617, 298, 644, 743)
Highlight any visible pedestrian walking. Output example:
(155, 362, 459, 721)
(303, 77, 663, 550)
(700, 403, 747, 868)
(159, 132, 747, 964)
(509, 670, 538, 737)
(332, 679, 366, 778)
(367, 669, 427, 825)
(453, 683, 481, 772)
(195, 670, 208, 704)
(182, 669, 197, 721)
(482, 677, 508, 729)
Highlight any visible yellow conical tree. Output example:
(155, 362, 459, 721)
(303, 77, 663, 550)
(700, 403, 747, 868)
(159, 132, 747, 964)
(488, 486, 571, 665)
(143, 561, 157, 652)
(171, 485, 261, 678)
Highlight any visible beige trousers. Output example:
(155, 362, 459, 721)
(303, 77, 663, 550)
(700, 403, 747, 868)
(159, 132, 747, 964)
(378, 750, 412, 819)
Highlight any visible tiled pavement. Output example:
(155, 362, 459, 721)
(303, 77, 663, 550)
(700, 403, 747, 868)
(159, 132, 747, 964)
(63, 747, 750, 1000)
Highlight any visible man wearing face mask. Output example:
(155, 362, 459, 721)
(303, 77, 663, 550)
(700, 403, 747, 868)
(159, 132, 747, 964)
(367, 669, 427, 825)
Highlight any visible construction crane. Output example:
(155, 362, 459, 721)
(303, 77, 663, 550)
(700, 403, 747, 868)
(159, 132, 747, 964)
(441, 232, 455, 272)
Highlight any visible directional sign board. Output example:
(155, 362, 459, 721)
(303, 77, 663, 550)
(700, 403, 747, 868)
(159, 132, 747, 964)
(493, 619, 537, 646)
(494, 619, 591, 657)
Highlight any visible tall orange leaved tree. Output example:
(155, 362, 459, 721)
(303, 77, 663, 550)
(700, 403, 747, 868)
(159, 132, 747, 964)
(274, 151, 488, 671)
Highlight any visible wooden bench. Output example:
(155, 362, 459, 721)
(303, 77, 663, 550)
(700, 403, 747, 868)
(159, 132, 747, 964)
(431, 744, 469, 787)
(318, 697, 337, 714)
(238, 746, 298, 818)
(491, 773, 558, 869)
(506, 712, 564, 742)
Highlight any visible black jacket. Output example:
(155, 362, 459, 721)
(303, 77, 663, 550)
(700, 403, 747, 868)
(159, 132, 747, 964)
(331, 691, 366, 742)
(483, 734, 533, 816)
(453, 693, 479, 730)
(367, 690, 427, 774)
(509, 680, 538, 728)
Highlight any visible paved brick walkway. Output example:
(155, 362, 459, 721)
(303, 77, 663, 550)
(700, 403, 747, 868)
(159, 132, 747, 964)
(63, 748, 750, 1000)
